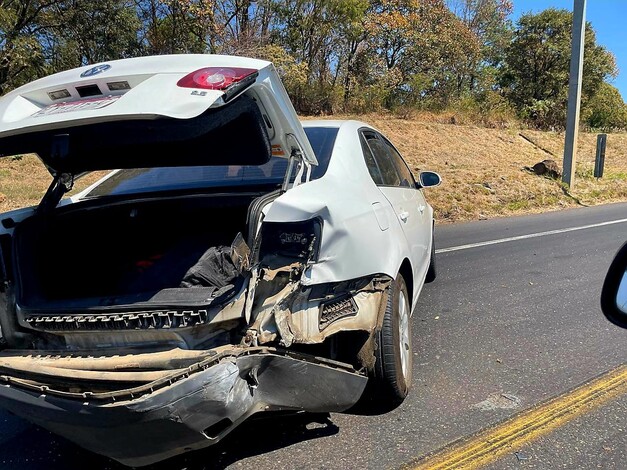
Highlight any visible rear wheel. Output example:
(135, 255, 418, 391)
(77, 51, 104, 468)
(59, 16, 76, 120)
(361, 274, 412, 412)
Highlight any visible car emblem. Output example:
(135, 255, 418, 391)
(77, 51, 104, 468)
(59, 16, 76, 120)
(80, 64, 111, 78)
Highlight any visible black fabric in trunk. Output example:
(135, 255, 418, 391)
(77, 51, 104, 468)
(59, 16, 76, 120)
(180, 246, 239, 289)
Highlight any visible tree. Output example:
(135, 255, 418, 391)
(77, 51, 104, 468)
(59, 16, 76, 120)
(41, 0, 141, 70)
(210, 0, 278, 53)
(271, 0, 368, 113)
(365, 0, 480, 108)
(134, 0, 210, 55)
(583, 82, 627, 130)
(499, 8, 617, 129)
(0, 1, 63, 94)
(448, 0, 512, 64)
(447, 0, 513, 94)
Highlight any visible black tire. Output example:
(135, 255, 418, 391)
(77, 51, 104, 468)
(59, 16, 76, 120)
(358, 274, 412, 413)
(425, 231, 436, 283)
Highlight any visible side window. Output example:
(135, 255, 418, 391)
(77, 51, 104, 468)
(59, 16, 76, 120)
(383, 138, 415, 188)
(360, 133, 384, 185)
(364, 133, 401, 187)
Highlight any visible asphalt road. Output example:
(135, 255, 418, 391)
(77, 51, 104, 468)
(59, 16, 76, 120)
(1, 203, 626, 469)
(483, 393, 627, 470)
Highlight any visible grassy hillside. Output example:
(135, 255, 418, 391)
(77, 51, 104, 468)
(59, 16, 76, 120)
(334, 114, 627, 223)
(0, 157, 107, 214)
(2, 116, 627, 223)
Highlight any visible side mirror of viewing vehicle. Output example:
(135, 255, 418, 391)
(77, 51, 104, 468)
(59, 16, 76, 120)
(417, 171, 442, 189)
(601, 242, 627, 329)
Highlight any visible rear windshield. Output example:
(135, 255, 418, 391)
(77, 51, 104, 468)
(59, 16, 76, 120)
(85, 127, 338, 198)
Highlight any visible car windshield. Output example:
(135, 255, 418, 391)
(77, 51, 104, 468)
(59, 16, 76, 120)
(84, 126, 338, 198)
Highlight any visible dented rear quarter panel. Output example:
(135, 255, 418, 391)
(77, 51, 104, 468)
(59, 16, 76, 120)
(265, 121, 421, 302)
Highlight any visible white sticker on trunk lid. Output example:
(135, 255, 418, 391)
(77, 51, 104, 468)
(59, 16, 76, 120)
(32, 96, 120, 117)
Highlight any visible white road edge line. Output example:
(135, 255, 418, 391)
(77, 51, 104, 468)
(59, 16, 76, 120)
(436, 217, 627, 254)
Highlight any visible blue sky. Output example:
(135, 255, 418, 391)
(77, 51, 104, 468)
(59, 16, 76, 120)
(512, 1, 627, 99)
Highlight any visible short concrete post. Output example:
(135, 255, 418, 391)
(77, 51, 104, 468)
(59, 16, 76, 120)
(594, 134, 607, 178)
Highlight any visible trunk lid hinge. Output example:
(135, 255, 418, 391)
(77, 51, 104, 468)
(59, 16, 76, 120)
(37, 135, 74, 214)
(37, 173, 74, 214)
(281, 136, 313, 193)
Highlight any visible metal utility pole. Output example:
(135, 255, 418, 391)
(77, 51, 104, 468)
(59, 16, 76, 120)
(562, 0, 587, 189)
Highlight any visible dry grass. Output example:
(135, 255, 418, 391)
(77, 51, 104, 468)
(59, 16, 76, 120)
(2, 118, 627, 223)
(0, 155, 107, 213)
(309, 113, 627, 223)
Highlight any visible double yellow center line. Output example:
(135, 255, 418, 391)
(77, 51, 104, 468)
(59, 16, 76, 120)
(407, 364, 627, 470)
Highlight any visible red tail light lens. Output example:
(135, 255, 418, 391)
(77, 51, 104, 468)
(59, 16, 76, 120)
(177, 67, 258, 90)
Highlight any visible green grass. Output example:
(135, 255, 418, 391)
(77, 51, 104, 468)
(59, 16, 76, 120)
(607, 171, 627, 181)
(507, 200, 530, 211)
(575, 165, 595, 179)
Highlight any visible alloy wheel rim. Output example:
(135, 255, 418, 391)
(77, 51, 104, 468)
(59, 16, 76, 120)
(398, 289, 410, 380)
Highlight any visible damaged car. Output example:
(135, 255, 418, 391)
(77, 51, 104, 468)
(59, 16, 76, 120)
(0, 54, 441, 466)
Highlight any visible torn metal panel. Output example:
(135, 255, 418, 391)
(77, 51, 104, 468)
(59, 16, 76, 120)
(244, 263, 301, 346)
(248, 273, 391, 346)
(0, 347, 214, 370)
(0, 348, 367, 467)
(289, 280, 390, 344)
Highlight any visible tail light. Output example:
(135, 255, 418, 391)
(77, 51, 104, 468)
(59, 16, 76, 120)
(177, 67, 258, 91)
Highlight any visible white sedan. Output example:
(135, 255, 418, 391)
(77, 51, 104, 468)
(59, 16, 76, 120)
(0, 54, 440, 466)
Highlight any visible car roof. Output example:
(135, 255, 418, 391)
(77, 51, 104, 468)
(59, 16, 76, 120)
(301, 119, 371, 129)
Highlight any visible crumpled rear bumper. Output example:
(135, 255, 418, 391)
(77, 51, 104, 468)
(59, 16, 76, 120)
(0, 350, 367, 467)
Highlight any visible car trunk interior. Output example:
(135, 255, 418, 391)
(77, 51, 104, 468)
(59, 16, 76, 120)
(12, 193, 268, 312)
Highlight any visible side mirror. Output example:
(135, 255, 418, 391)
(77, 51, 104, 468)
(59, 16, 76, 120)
(600, 242, 627, 328)
(417, 171, 442, 189)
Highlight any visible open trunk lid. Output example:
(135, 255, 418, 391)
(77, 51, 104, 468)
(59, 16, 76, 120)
(0, 54, 316, 175)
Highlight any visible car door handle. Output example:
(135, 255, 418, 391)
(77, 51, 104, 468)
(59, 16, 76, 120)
(418, 205, 426, 213)
(399, 211, 409, 222)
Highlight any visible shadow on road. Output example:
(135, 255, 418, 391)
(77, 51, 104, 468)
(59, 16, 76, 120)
(0, 412, 339, 470)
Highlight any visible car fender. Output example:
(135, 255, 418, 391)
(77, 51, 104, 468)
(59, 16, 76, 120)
(263, 123, 414, 286)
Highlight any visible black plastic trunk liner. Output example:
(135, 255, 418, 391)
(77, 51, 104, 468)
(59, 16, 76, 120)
(13, 197, 255, 309)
